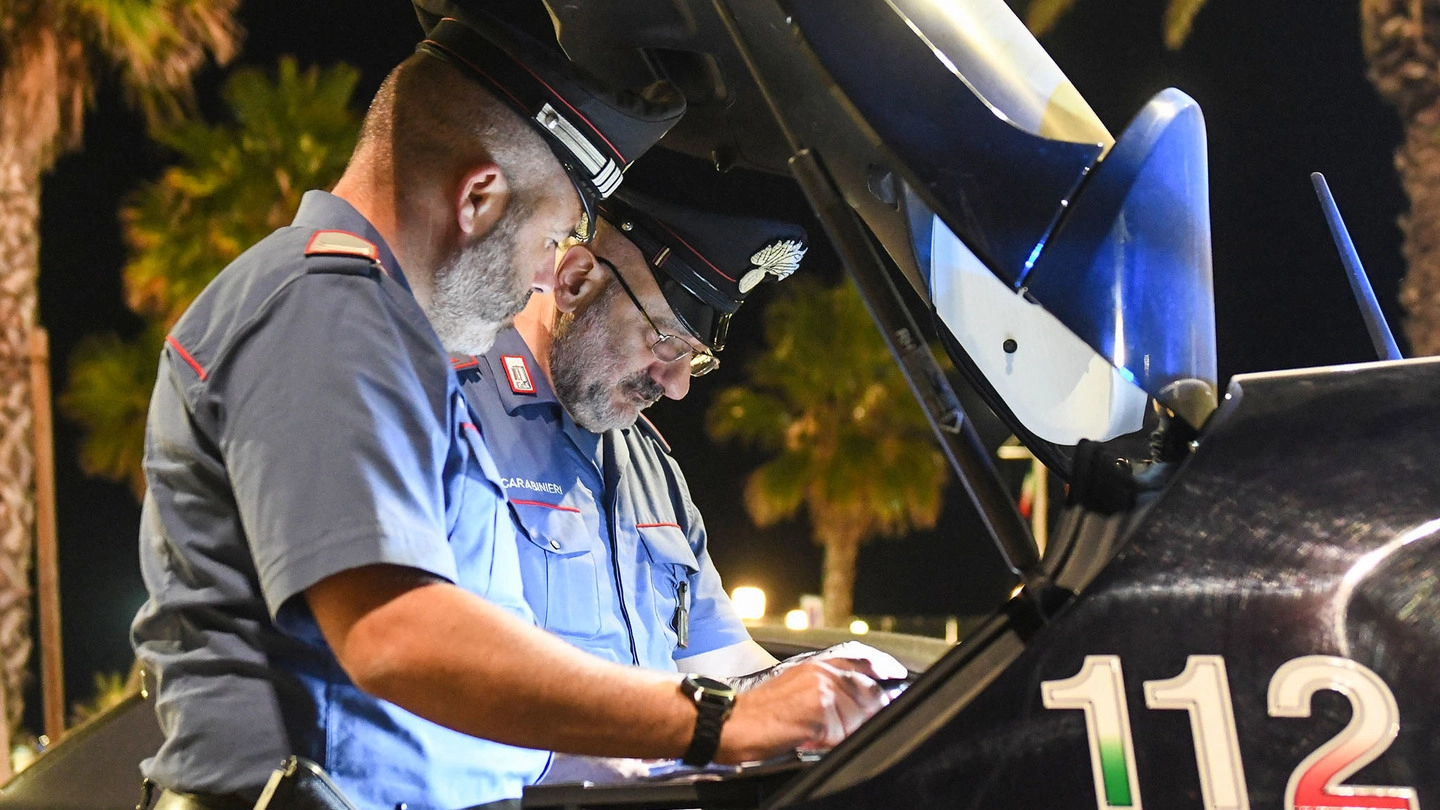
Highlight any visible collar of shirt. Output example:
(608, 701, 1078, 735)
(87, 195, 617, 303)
(291, 190, 410, 294)
(481, 328, 602, 464)
(482, 328, 562, 413)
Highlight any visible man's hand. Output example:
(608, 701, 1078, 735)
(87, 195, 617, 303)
(726, 641, 908, 692)
(714, 656, 892, 763)
(307, 564, 895, 763)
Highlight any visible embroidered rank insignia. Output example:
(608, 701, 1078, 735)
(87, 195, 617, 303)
(305, 230, 380, 262)
(739, 239, 806, 293)
(502, 355, 537, 394)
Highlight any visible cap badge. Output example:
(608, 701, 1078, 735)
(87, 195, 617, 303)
(739, 240, 806, 293)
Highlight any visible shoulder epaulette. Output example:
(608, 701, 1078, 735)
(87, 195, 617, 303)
(450, 353, 482, 381)
(634, 413, 672, 455)
(305, 230, 379, 261)
(303, 230, 387, 277)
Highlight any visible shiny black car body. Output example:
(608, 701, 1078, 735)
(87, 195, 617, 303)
(518, 2, 1440, 809)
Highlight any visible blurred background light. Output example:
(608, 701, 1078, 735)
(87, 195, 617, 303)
(731, 586, 767, 621)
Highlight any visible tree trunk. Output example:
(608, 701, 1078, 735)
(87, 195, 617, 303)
(811, 506, 864, 628)
(1361, 0, 1440, 355)
(0, 144, 39, 738)
(1396, 103, 1440, 355)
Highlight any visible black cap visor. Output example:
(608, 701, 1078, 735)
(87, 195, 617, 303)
(617, 219, 736, 351)
(655, 273, 732, 351)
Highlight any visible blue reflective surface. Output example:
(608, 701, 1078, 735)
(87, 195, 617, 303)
(785, 0, 1103, 286)
(791, 0, 1217, 421)
(1025, 88, 1218, 411)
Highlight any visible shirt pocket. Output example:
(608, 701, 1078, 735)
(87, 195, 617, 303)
(512, 501, 602, 638)
(637, 523, 700, 650)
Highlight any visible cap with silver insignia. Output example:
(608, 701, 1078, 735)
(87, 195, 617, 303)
(599, 190, 808, 351)
(413, 11, 685, 237)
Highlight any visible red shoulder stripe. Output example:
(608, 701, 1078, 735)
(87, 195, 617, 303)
(165, 335, 208, 381)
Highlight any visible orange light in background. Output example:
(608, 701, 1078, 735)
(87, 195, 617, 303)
(731, 586, 766, 621)
(784, 609, 809, 630)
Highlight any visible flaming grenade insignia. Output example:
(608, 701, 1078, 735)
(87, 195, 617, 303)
(739, 240, 806, 293)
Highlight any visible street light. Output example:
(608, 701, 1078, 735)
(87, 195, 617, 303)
(731, 586, 766, 621)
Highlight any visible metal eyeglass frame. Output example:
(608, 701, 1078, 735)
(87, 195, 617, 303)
(595, 255, 720, 377)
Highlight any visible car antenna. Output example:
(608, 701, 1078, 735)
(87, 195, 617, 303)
(1310, 172, 1403, 361)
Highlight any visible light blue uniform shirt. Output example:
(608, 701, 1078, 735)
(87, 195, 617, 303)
(455, 330, 750, 671)
(132, 191, 550, 810)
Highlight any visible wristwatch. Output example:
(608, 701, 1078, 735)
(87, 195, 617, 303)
(679, 673, 737, 766)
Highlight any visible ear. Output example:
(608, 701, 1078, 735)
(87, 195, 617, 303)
(456, 162, 509, 238)
(553, 244, 608, 314)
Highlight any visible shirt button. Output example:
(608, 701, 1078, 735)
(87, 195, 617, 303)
(549, 540, 561, 550)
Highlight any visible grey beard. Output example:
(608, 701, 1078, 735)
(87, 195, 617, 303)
(425, 206, 531, 355)
(551, 285, 664, 432)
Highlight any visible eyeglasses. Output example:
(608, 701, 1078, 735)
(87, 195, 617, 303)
(595, 256, 720, 377)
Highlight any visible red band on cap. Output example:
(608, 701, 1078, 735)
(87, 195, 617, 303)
(426, 20, 627, 165)
(422, 37, 526, 111)
(655, 222, 734, 281)
(512, 62, 628, 163)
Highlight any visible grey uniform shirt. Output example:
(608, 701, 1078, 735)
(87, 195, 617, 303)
(131, 191, 548, 810)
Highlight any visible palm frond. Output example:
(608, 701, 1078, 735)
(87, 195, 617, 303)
(1024, 0, 1080, 37)
(1162, 0, 1209, 49)
(705, 386, 791, 451)
(59, 322, 166, 498)
(121, 59, 361, 322)
(0, 20, 93, 165)
(66, 58, 362, 496)
(743, 452, 811, 527)
(72, 0, 242, 126)
(714, 279, 949, 543)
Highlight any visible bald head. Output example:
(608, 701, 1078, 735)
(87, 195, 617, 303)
(333, 52, 582, 354)
(356, 52, 570, 218)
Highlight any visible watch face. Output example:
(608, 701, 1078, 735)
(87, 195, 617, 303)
(685, 673, 737, 701)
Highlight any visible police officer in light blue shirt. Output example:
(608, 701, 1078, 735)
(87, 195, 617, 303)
(457, 191, 818, 678)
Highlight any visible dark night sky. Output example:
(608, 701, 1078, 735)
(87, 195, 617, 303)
(28, 0, 1408, 730)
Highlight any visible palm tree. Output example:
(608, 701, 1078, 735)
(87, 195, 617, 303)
(706, 280, 948, 627)
(0, 0, 239, 739)
(62, 58, 362, 498)
(1361, 0, 1440, 355)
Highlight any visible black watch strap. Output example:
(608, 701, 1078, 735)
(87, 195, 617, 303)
(680, 674, 735, 766)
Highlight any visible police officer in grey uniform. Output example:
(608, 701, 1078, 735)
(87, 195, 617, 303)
(132, 12, 893, 810)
